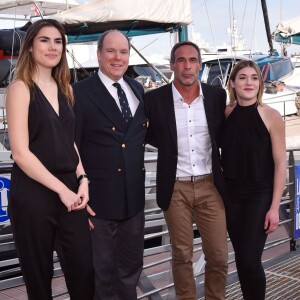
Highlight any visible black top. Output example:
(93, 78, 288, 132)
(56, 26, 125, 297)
(26, 83, 78, 175)
(221, 102, 274, 181)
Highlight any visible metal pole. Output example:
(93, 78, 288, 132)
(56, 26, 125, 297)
(289, 150, 297, 251)
(130, 43, 170, 84)
(260, 0, 275, 55)
(178, 25, 188, 42)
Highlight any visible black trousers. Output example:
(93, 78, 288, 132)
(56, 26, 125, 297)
(91, 210, 145, 300)
(9, 172, 94, 300)
(225, 180, 273, 300)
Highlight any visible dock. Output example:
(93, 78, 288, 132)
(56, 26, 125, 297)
(0, 114, 300, 299)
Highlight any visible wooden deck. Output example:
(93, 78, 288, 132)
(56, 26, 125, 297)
(2, 248, 300, 299)
(0, 276, 68, 299)
(221, 252, 300, 300)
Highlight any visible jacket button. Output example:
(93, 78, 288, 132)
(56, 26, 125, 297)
(117, 168, 122, 172)
(121, 144, 126, 148)
(112, 127, 116, 131)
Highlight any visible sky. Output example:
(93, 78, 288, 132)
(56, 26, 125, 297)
(1, 0, 299, 60)
(131, 0, 300, 59)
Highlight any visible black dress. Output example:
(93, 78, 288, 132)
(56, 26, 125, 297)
(8, 83, 94, 300)
(221, 102, 274, 300)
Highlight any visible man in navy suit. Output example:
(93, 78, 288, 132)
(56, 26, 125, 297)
(145, 41, 228, 300)
(73, 30, 147, 300)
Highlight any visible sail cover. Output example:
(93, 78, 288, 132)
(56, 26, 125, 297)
(274, 16, 300, 45)
(50, 0, 192, 41)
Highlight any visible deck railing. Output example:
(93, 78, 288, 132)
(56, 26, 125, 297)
(137, 148, 300, 299)
(0, 148, 298, 299)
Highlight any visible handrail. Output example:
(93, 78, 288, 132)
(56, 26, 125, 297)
(0, 148, 298, 299)
(138, 147, 300, 299)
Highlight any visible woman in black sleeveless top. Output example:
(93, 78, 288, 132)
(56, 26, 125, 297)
(6, 20, 94, 299)
(221, 60, 286, 300)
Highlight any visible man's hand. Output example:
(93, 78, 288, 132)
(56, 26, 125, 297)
(86, 204, 96, 230)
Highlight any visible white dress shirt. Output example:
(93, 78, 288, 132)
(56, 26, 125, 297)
(98, 69, 139, 116)
(172, 82, 212, 177)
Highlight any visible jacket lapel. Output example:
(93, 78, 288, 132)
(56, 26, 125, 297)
(124, 77, 143, 103)
(164, 84, 177, 149)
(88, 74, 127, 131)
(201, 83, 213, 130)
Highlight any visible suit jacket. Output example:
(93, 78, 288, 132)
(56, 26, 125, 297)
(144, 82, 227, 211)
(73, 73, 147, 220)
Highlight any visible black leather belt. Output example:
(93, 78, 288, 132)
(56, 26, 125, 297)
(176, 173, 212, 182)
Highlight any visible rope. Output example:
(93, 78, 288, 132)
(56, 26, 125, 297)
(203, 0, 226, 87)
(8, 7, 18, 85)
(249, 0, 259, 56)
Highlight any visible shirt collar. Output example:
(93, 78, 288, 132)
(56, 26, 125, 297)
(171, 81, 203, 103)
(98, 69, 125, 89)
(171, 82, 183, 103)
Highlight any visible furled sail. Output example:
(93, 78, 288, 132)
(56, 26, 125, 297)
(274, 16, 300, 45)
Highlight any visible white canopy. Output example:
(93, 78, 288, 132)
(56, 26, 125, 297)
(275, 16, 300, 38)
(0, 0, 78, 18)
(52, 0, 192, 25)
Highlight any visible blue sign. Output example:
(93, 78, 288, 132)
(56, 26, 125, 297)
(0, 176, 10, 223)
(294, 166, 300, 239)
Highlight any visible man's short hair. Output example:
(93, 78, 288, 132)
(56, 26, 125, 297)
(170, 41, 201, 63)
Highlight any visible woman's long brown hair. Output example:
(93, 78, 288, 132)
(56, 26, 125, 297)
(13, 19, 74, 105)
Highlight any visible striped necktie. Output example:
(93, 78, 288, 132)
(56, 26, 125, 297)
(113, 82, 132, 123)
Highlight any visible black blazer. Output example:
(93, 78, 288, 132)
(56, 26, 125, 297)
(73, 74, 147, 220)
(144, 82, 227, 211)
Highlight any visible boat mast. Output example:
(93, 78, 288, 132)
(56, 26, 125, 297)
(261, 0, 275, 55)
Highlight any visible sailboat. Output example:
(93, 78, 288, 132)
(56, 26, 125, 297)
(199, 0, 300, 117)
(273, 15, 300, 68)
(0, 0, 192, 94)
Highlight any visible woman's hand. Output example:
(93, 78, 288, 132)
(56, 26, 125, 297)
(58, 186, 82, 212)
(74, 178, 89, 210)
(264, 207, 279, 234)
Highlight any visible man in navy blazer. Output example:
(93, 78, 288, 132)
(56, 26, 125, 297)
(145, 41, 228, 300)
(73, 30, 147, 300)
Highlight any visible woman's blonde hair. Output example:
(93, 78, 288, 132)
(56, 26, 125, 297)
(228, 60, 264, 106)
(13, 19, 74, 104)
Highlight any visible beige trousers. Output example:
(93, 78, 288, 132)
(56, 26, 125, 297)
(164, 176, 228, 300)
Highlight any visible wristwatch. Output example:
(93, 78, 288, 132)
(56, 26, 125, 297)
(77, 173, 88, 184)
